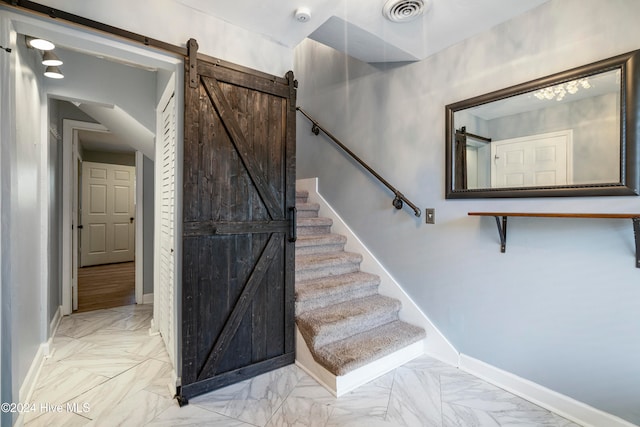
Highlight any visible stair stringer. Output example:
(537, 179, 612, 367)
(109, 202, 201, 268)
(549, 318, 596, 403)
(296, 178, 459, 366)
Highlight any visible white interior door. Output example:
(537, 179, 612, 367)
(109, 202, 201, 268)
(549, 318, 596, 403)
(156, 91, 177, 365)
(491, 130, 573, 187)
(81, 161, 136, 266)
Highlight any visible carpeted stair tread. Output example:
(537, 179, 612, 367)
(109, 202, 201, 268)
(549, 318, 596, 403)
(295, 272, 380, 314)
(294, 187, 427, 380)
(296, 202, 320, 218)
(313, 320, 427, 376)
(297, 295, 401, 348)
(295, 233, 347, 255)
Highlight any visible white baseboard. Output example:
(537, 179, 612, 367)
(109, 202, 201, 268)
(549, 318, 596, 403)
(459, 354, 637, 427)
(142, 293, 154, 304)
(295, 327, 424, 397)
(296, 178, 459, 366)
(17, 305, 62, 420)
(296, 178, 635, 427)
(18, 344, 46, 405)
(48, 305, 62, 338)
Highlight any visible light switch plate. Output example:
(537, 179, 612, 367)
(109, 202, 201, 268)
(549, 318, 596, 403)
(426, 208, 435, 224)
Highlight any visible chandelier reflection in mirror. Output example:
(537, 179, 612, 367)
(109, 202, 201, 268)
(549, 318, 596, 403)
(533, 78, 591, 101)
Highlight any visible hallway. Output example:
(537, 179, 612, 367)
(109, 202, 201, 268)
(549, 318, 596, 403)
(22, 306, 581, 426)
(76, 261, 136, 313)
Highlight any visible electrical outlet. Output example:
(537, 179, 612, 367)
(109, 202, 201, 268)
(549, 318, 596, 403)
(425, 208, 435, 224)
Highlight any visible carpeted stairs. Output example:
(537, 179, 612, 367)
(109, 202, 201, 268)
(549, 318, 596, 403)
(295, 190, 426, 376)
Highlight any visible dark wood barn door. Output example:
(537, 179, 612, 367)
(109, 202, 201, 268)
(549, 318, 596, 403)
(179, 40, 297, 402)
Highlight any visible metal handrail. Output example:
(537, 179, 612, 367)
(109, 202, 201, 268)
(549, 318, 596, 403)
(297, 107, 421, 218)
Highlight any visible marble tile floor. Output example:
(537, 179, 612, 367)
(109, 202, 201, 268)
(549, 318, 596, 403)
(23, 304, 582, 427)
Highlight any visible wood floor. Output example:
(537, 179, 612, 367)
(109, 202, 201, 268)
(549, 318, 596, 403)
(76, 261, 135, 313)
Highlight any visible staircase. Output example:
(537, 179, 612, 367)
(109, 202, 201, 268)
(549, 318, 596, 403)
(295, 189, 426, 394)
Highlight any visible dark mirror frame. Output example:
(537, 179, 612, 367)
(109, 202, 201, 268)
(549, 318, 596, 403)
(445, 49, 640, 199)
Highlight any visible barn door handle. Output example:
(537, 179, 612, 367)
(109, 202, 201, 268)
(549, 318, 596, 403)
(288, 206, 297, 243)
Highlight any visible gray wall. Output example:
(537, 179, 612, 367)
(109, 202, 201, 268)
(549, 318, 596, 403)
(47, 100, 98, 323)
(143, 156, 154, 295)
(294, 0, 640, 423)
(47, 99, 61, 323)
(0, 14, 13, 427)
(5, 33, 46, 424)
(82, 150, 135, 166)
(46, 48, 156, 132)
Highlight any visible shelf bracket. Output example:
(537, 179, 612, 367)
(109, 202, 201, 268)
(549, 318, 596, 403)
(494, 215, 508, 253)
(633, 217, 640, 268)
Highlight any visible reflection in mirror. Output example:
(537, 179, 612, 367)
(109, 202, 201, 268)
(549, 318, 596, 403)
(457, 69, 620, 189)
(445, 50, 640, 198)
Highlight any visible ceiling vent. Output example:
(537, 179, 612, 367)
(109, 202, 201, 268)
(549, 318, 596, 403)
(382, 0, 428, 23)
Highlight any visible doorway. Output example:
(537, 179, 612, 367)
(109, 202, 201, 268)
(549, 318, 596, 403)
(77, 156, 137, 312)
(2, 6, 183, 411)
(60, 119, 146, 314)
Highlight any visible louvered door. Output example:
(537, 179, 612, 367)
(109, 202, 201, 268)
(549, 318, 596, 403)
(157, 92, 177, 365)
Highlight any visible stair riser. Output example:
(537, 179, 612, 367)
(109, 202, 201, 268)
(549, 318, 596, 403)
(295, 263, 360, 281)
(297, 225, 331, 236)
(302, 310, 400, 348)
(294, 186, 427, 384)
(295, 285, 379, 315)
(297, 209, 319, 219)
(295, 243, 346, 256)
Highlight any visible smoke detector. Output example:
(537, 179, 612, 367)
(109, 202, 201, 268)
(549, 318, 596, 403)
(295, 7, 311, 23)
(382, 0, 429, 23)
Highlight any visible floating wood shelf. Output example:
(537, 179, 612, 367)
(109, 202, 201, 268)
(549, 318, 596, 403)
(468, 212, 640, 268)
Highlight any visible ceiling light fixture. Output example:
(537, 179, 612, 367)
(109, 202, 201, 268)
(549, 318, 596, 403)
(44, 66, 64, 79)
(25, 36, 55, 51)
(533, 78, 591, 102)
(42, 50, 63, 66)
(383, 0, 429, 23)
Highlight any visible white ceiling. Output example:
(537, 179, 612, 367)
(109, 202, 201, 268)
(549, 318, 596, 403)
(77, 129, 129, 153)
(53, 0, 553, 155)
(175, 0, 550, 63)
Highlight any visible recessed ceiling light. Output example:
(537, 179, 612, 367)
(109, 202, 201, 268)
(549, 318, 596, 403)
(26, 36, 55, 51)
(42, 51, 63, 66)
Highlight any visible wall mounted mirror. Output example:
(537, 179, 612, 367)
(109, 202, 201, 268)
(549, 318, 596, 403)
(445, 50, 640, 198)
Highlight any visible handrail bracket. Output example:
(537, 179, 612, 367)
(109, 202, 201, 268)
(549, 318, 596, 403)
(297, 107, 421, 218)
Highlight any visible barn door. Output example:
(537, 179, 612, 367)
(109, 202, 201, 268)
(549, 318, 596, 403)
(179, 39, 297, 402)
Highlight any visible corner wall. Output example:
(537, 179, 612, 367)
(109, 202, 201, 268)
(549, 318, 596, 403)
(7, 29, 46, 423)
(294, 0, 640, 424)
